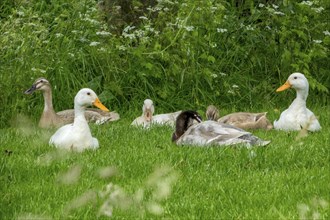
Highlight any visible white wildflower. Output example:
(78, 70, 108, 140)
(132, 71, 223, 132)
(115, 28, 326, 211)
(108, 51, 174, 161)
(17, 11, 25, 16)
(96, 31, 111, 36)
(313, 7, 324, 13)
(313, 40, 322, 44)
(323, 30, 330, 36)
(232, 84, 239, 88)
(228, 90, 235, 94)
(272, 4, 279, 9)
(258, 3, 265, 8)
(139, 16, 148, 20)
(98, 47, 106, 52)
(163, 7, 170, 12)
(122, 33, 136, 40)
(117, 45, 127, 51)
(82, 17, 99, 25)
(210, 6, 218, 12)
(123, 25, 135, 33)
(31, 68, 46, 73)
(210, 42, 217, 48)
(246, 25, 254, 31)
(185, 26, 194, 32)
(300, 1, 313, 6)
(43, 40, 49, 44)
(79, 37, 88, 42)
(211, 74, 218, 78)
(90, 41, 100, 46)
(217, 28, 228, 33)
(274, 11, 285, 15)
(219, 72, 227, 76)
(68, 53, 75, 57)
(55, 33, 64, 38)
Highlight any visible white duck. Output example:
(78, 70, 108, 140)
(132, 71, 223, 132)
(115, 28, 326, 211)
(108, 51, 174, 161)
(274, 72, 321, 131)
(49, 88, 109, 152)
(172, 110, 270, 147)
(131, 99, 181, 128)
(25, 77, 119, 128)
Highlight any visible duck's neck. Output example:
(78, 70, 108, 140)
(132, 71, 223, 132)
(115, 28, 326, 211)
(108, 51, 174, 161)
(74, 105, 89, 127)
(42, 87, 56, 114)
(291, 88, 308, 108)
(172, 117, 189, 142)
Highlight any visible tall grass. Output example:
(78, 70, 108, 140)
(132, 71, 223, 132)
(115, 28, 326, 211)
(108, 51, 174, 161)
(0, 107, 329, 219)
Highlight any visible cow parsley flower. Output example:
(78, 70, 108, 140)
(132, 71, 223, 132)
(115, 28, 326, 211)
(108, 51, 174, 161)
(323, 30, 330, 36)
(217, 28, 228, 33)
(90, 41, 100, 46)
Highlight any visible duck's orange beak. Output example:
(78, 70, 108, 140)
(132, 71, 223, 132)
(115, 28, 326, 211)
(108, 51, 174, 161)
(276, 81, 291, 92)
(93, 98, 109, 111)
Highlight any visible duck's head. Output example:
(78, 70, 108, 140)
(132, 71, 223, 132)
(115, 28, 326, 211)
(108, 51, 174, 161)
(25, 77, 51, 94)
(75, 88, 109, 111)
(142, 99, 154, 122)
(206, 105, 219, 121)
(276, 72, 309, 92)
(172, 110, 203, 142)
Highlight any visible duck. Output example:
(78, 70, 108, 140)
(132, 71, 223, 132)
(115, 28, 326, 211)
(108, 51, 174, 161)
(206, 105, 273, 130)
(49, 88, 109, 152)
(131, 99, 181, 128)
(172, 110, 271, 147)
(25, 77, 119, 128)
(273, 72, 321, 131)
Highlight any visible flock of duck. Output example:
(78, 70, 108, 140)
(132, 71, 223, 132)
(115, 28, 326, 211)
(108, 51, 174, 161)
(25, 72, 321, 152)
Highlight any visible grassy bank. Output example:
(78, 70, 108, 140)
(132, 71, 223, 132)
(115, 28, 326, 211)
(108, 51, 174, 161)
(1, 106, 329, 219)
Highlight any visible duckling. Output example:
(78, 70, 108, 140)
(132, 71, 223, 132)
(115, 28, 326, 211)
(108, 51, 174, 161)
(49, 88, 109, 152)
(274, 72, 321, 131)
(173, 110, 270, 147)
(206, 105, 273, 130)
(131, 99, 181, 128)
(25, 77, 119, 128)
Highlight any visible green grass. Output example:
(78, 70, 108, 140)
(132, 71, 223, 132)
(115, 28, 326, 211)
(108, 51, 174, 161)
(1, 107, 329, 219)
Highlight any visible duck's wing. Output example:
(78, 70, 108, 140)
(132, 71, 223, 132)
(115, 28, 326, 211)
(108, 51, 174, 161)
(49, 124, 74, 149)
(57, 109, 119, 125)
(152, 111, 182, 126)
(305, 109, 321, 131)
(131, 116, 151, 128)
(178, 121, 251, 146)
(178, 121, 270, 147)
(86, 108, 120, 122)
(218, 112, 256, 124)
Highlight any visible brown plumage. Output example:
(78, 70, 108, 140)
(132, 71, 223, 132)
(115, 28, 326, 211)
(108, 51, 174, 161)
(206, 105, 273, 130)
(25, 77, 119, 128)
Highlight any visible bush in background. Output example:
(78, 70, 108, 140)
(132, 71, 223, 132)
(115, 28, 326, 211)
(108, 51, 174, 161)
(0, 0, 329, 127)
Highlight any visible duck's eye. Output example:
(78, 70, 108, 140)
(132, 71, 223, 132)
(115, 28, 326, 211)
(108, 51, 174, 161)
(40, 80, 43, 82)
(293, 76, 297, 79)
(87, 92, 91, 95)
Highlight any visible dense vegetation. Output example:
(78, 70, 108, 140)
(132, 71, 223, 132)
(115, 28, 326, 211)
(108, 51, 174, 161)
(1, 0, 330, 219)
(0, 0, 329, 127)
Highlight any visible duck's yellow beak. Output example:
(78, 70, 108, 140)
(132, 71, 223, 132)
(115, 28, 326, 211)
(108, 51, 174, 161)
(93, 98, 109, 111)
(276, 81, 291, 92)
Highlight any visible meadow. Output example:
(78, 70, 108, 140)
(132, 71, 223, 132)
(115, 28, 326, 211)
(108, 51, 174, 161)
(1, 0, 330, 219)
(1, 106, 329, 219)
